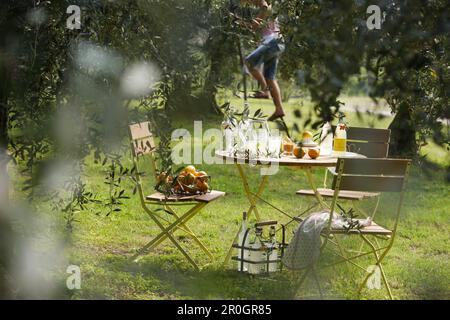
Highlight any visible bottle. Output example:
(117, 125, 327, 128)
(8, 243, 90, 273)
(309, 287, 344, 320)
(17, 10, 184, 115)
(320, 122, 333, 156)
(333, 113, 347, 155)
(247, 227, 263, 275)
(237, 212, 249, 272)
(267, 226, 278, 273)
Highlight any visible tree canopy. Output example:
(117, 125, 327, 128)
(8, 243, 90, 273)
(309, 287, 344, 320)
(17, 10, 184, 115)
(0, 0, 448, 213)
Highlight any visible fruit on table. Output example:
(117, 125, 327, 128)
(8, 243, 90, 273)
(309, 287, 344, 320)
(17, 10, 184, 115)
(196, 179, 209, 193)
(183, 185, 197, 194)
(183, 165, 197, 175)
(302, 131, 317, 147)
(173, 184, 182, 193)
(308, 148, 321, 159)
(293, 146, 306, 159)
(184, 173, 196, 185)
(156, 172, 167, 183)
(174, 166, 210, 194)
(302, 131, 313, 139)
(196, 171, 208, 182)
(156, 172, 172, 185)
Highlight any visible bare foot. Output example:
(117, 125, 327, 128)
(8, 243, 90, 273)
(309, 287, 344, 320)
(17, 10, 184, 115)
(251, 91, 270, 99)
(268, 111, 285, 122)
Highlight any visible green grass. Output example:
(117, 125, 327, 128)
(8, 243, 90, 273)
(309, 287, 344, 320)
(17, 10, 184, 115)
(45, 96, 450, 300)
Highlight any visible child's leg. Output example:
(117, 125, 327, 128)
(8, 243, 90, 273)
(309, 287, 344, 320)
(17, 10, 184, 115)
(266, 79, 285, 120)
(245, 45, 269, 95)
(264, 58, 285, 120)
(245, 61, 268, 92)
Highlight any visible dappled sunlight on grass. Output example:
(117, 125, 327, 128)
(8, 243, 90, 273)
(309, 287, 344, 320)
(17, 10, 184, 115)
(64, 99, 450, 300)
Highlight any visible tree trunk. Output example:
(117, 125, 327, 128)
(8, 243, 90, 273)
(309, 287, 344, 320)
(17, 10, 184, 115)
(388, 102, 418, 157)
(0, 48, 11, 205)
(200, 52, 223, 115)
(198, 32, 235, 116)
(0, 103, 8, 206)
(0, 2, 26, 205)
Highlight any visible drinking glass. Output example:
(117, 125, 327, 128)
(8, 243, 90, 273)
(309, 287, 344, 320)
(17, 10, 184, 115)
(282, 139, 294, 156)
(224, 127, 234, 154)
(257, 131, 269, 157)
(247, 139, 258, 159)
(268, 134, 282, 158)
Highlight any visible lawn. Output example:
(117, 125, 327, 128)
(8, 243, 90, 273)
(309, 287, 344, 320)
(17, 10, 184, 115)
(57, 95, 449, 300)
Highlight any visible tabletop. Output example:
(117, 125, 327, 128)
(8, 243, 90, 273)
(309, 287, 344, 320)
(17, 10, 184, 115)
(215, 150, 365, 168)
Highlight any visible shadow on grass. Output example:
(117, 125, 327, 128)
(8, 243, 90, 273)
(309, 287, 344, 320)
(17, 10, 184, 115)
(97, 254, 302, 300)
(401, 263, 450, 300)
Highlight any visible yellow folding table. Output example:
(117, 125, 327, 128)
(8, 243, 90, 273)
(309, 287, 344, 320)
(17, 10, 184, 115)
(215, 150, 359, 266)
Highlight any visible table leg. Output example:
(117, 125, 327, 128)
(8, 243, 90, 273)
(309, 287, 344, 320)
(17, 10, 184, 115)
(222, 164, 269, 266)
(304, 167, 329, 210)
(236, 163, 268, 221)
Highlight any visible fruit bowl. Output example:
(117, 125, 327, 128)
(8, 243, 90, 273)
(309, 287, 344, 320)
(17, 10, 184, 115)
(156, 166, 212, 196)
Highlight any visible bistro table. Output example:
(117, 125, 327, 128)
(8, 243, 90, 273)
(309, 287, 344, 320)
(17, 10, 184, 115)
(215, 150, 366, 266)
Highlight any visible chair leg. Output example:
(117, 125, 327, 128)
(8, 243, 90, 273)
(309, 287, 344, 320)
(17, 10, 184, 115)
(165, 205, 214, 261)
(132, 226, 200, 270)
(360, 235, 394, 299)
(134, 204, 203, 254)
(353, 198, 381, 254)
(131, 204, 206, 270)
(357, 269, 374, 297)
(378, 262, 393, 300)
(293, 267, 312, 296)
(357, 262, 393, 299)
(333, 235, 351, 271)
(312, 268, 324, 299)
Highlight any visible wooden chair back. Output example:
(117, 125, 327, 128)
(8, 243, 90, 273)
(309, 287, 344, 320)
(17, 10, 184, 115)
(326, 157, 412, 243)
(128, 122, 159, 201)
(332, 126, 391, 158)
(332, 158, 411, 193)
(129, 122, 156, 157)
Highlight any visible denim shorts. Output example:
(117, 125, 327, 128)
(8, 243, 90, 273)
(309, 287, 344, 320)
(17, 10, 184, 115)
(245, 38, 285, 80)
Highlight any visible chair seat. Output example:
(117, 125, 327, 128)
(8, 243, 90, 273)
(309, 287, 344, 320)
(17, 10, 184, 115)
(296, 188, 380, 201)
(146, 190, 225, 203)
(329, 220, 392, 236)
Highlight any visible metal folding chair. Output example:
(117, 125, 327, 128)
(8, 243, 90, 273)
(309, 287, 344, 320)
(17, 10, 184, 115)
(297, 127, 391, 218)
(128, 122, 225, 270)
(294, 157, 411, 299)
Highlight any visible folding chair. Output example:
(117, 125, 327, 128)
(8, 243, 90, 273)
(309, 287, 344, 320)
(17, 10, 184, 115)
(128, 121, 225, 270)
(297, 127, 391, 218)
(294, 157, 411, 299)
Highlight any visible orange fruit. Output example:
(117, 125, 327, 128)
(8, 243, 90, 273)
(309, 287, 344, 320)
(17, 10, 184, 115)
(196, 180, 209, 193)
(196, 171, 208, 181)
(156, 172, 167, 183)
(184, 173, 196, 185)
(293, 146, 306, 159)
(302, 131, 314, 140)
(184, 165, 196, 175)
(308, 148, 320, 159)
